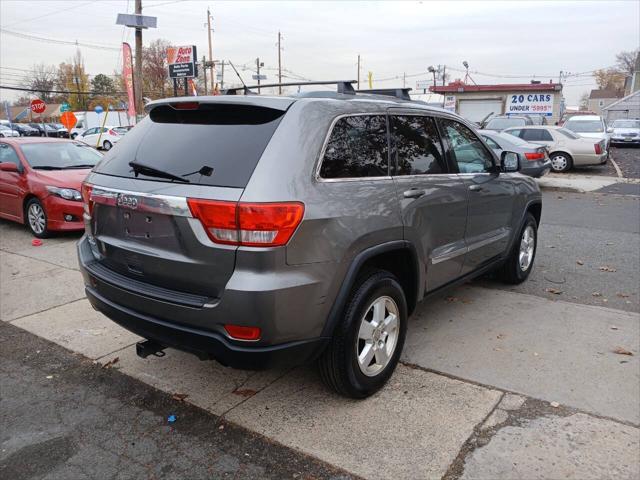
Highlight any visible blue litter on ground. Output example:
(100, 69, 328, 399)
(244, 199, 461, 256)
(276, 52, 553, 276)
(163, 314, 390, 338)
(167, 414, 176, 423)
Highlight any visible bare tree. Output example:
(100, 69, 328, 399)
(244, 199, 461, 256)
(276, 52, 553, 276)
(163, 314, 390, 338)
(615, 49, 639, 77)
(26, 63, 56, 102)
(143, 39, 172, 98)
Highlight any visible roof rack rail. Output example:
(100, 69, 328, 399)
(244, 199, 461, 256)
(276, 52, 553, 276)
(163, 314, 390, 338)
(355, 88, 412, 101)
(224, 80, 357, 95)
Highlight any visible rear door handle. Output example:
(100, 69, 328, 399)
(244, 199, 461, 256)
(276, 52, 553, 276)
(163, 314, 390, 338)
(468, 184, 484, 192)
(403, 188, 426, 199)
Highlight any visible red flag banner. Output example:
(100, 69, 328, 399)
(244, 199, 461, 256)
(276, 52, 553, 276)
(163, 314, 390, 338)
(122, 42, 136, 119)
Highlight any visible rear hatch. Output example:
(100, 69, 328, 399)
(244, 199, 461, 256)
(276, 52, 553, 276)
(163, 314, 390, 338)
(84, 100, 291, 301)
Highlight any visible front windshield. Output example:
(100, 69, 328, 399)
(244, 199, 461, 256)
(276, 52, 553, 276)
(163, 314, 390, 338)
(612, 120, 640, 129)
(556, 128, 581, 140)
(564, 120, 604, 133)
(485, 118, 526, 130)
(21, 142, 102, 169)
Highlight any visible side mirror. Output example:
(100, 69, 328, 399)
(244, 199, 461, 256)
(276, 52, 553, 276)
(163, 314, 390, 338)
(500, 151, 520, 172)
(0, 162, 19, 172)
(606, 127, 614, 133)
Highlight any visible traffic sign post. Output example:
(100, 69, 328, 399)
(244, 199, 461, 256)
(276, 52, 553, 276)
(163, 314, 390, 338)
(30, 98, 47, 137)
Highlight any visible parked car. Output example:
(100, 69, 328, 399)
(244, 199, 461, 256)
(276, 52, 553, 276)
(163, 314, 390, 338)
(112, 126, 133, 135)
(562, 115, 611, 151)
(77, 126, 122, 150)
(0, 138, 103, 237)
(609, 118, 640, 146)
(504, 126, 607, 173)
(526, 115, 548, 126)
(0, 125, 20, 138)
(29, 123, 59, 137)
(78, 89, 541, 398)
(49, 123, 70, 138)
(479, 129, 551, 178)
(483, 115, 534, 131)
(9, 123, 40, 137)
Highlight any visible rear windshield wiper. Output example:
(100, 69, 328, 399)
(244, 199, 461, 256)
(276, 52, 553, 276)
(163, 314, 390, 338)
(129, 160, 190, 183)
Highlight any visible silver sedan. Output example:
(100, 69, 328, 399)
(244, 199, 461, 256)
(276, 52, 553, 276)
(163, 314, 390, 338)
(478, 129, 551, 178)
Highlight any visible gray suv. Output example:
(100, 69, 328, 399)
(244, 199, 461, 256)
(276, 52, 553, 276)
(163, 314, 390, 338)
(78, 84, 541, 398)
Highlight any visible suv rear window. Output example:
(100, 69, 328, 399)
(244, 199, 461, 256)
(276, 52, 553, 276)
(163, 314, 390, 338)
(93, 103, 285, 188)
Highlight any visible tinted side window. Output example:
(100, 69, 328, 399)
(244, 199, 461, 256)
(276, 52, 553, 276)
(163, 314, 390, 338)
(320, 115, 388, 178)
(506, 129, 522, 138)
(0, 144, 20, 166)
(540, 129, 553, 141)
(521, 129, 543, 141)
(392, 115, 445, 175)
(440, 119, 494, 174)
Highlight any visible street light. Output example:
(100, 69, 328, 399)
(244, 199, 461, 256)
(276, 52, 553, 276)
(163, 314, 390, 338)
(428, 65, 436, 88)
(463, 61, 469, 84)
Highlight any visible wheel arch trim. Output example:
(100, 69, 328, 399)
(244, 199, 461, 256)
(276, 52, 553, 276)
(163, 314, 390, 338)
(321, 240, 422, 338)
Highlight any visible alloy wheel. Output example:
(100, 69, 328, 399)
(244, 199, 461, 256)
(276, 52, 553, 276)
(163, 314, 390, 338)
(356, 296, 400, 377)
(519, 225, 535, 271)
(28, 203, 46, 235)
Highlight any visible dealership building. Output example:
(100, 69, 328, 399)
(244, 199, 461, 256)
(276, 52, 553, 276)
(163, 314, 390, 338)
(430, 81, 564, 125)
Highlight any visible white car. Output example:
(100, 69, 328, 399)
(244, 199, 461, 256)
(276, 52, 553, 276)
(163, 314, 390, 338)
(504, 126, 608, 173)
(77, 126, 122, 151)
(609, 118, 640, 146)
(563, 115, 611, 152)
(0, 125, 20, 137)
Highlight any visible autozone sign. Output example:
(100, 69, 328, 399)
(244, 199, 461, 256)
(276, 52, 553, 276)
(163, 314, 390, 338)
(506, 93, 554, 117)
(30, 98, 46, 114)
(167, 45, 198, 78)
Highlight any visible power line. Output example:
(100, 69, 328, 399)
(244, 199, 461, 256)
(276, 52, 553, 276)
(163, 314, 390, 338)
(1, 2, 92, 28)
(0, 28, 120, 51)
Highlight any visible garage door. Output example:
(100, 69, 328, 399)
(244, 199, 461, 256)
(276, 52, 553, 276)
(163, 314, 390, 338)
(458, 99, 504, 123)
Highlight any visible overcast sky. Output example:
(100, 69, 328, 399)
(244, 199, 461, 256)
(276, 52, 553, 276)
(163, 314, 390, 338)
(1, 0, 638, 105)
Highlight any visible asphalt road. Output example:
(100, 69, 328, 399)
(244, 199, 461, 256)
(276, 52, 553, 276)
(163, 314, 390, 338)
(0, 322, 353, 480)
(480, 190, 640, 312)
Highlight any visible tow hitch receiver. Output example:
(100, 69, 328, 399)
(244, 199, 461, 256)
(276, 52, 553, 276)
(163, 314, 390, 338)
(136, 339, 166, 358)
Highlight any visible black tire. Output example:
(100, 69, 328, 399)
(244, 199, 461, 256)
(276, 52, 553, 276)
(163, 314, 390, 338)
(25, 197, 50, 238)
(103, 140, 112, 151)
(549, 152, 573, 173)
(498, 212, 537, 284)
(319, 269, 408, 398)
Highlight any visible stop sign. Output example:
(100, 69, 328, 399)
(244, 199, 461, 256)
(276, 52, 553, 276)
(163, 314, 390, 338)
(30, 99, 46, 114)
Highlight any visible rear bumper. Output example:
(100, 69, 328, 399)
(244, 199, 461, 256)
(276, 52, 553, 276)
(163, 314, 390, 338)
(520, 160, 551, 178)
(85, 285, 328, 369)
(77, 236, 332, 369)
(611, 137, 640, 144)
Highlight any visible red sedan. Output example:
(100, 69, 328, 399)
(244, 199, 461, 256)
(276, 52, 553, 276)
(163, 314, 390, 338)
(0, 138, 102, 238)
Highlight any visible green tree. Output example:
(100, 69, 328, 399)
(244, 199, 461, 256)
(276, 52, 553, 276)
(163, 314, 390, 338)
(91, 74, 116, 95)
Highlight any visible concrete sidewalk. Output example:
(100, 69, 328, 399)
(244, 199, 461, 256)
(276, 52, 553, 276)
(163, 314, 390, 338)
(2, 234, 638, 479)
(538, 173, 640, 194)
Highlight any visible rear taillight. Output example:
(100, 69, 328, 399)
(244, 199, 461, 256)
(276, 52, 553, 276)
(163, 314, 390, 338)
(594, 142, 602, 155)
(187, 199, 304, 247)
(81, 182, 93, 216)
(524, 152, 546, 161)
(108, 129, 118, 136)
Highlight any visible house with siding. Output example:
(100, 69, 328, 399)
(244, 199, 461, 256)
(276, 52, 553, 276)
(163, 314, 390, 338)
(602, 90, 640, 122)
(588, 90, 623, 115)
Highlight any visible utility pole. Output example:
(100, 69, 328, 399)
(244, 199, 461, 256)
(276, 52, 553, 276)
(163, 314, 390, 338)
(207, 7, 214, 94)
(220, 61, 225, 89)
(277, 31, 282, 94)
(202, 55, 208, 95)
(442, 65, 446, 86)
(357, 54, 361, 89)
(256, 57, 261, 93)
(403, 72, 406, 88)
(134, 0, 143, 116)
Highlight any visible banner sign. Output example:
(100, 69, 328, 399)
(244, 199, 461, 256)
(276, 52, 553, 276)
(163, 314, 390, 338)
(122, 43, 136, 118)
(444, 95, 456, 112)
(506, 93, 554, 117)
(167, 45, 198, 78)
(416, 80, 430, 90)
